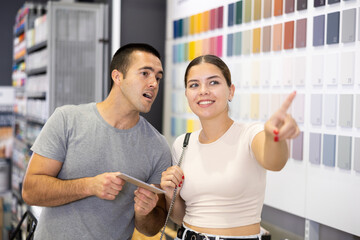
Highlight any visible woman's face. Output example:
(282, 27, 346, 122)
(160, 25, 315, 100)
(185, 63, 234, 120)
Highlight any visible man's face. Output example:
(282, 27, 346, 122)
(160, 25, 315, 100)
(117, 51, 163, 113)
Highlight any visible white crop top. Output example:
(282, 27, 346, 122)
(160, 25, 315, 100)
(171, 122, 266, 228)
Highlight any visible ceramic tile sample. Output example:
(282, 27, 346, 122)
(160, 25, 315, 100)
(235, 0, 243, 24)
(323, 134, 336, 167)
(311, 55, 324, 85)
(341, 8, 356, 43)
(244, 0, 252, 23)
(254, 0, 261, 20)
(355, 95, 360, 128)
(284, 21, 294, 49)
(259, 94, 270, 120)
(242, 30, 251, 55)
(293, 93, 305, 123)
(311, 94, 323, 125)
(294, 56, 306, 86)
(327, 12, 340, 44)
(228, 3, 235, 27)
(324, 94, 337, 127)
(297, 0, 307, 10)
(274, 0, 283, 16)
(309, 133, 322, 165)
(354, 138, 360, 172)
(339, 94, 353, 128)
(285, 0, 294, 13)
(264, 0, 272, 18)
(253, 28, 261, 53)
(325, 53, 339, 85)
(313, 15, 325, 46)
(296, 18, 307, 48)
(292, 132, 304, 161)
(234, 32, 242, 56)
(250, 94, 260, 119)
(273, 23, 283, 51)
(341, 51, 355, 85)
(262, 26, 271, 52)
(314, 0, 325, 7)
(227, 34, 234, 57)
(337, 136, 352, 170)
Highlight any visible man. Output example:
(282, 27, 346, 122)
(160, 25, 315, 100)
(22, 43, 171, 239)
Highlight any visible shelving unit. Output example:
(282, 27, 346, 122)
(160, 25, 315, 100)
(10, 2, 108, 238)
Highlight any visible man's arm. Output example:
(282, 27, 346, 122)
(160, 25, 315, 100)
(134, 185, 167, 236)
(22, 153, 125, 207)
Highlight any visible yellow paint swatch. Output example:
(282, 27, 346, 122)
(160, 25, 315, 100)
(189, 41, 196, 60)
(252, 28, 261, 53)
(190, 15, 195, 35)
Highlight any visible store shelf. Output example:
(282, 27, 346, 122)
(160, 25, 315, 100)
(27, 40, 46, 54)
(26, 66, 46, 76)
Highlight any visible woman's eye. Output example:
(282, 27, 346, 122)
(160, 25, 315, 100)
(189, 83, 198, 88)
(210, 80, 219, 85)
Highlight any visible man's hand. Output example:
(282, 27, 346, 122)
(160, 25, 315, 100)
(90, 172, 125, 200)
(134, 187, 159, 216)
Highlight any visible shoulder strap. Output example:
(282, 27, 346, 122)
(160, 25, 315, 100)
(183, 132, 191, 147)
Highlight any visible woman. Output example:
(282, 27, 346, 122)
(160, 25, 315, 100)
(161, 55, 299, 240)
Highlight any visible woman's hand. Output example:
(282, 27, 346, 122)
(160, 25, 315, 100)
(265, 91, 300, 142)
(160, 166, 184, 199)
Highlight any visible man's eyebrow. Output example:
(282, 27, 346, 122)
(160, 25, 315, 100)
(139, 66, 163, 75)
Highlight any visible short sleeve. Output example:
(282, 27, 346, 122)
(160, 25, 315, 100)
(30, 107, 68, 162)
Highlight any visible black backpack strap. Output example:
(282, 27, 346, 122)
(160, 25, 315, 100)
(183, 132, 191, 147)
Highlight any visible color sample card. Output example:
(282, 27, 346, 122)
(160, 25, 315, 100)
(234, 32, 242, 56)
(309, 133, 322, 165)
(284, 21, 294, 49)
(264, 0, 272, 18)
(242, 30, 251, 55)
(210, 9, 216, 30)
(311, 94, 322, 125)
(260, 59, 271, 87)
(283, 57, 293, 86)
(259, 94, 269, 120)
(323, 134, 336, 167)
(292, 93, 305, 123)
(183, 17, 189, 36)
(359, 7, 360, 41)
(294, 56, 306, 86)
(228, 3, 235, 27)
(227, 34, 234, 57)
(314, 0, 325, 7)
(296, 18, 307, 48)
(339, 94, 353, 128)
(254, 0, 262, 20)
(325, 53, 339, 85)
(236, 1, 243, 24)
(328, 0, 340, 4)
(354, 138, 360, 172)
(253, 28, 261, 53)
(297, 0, 307, 11)
(217, 6, 224, 29)
(292, 132, 304, 161)
(273, 23, 283, 51)
(274, 0, 283, 16)
(356, 95, 360, 128)
(342, 8, 356, 43)
(285, 0, 294, 13)
(262, 26, 271, 52)
(216, 36, 223, 57)
(337, 136, 352, 170)
(311, 55, 324, 85)
(244, 0, 252, 23)
(313, 15, 325, 46)
(341, 51, 355, 85)
(324, 94, 337, 127)
(203, 11, 209, 32)
(327, 12, 340, 45)
(240, 94, 250, 119)
(251, 61, 260, 87)
(250, 94, 260, 119)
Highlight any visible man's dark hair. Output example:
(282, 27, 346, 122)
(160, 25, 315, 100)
(109, 43, 161, 89)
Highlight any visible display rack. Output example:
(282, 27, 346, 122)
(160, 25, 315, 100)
(10, 2, 108, 238)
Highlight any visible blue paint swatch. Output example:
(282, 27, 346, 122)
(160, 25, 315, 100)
(309, 133, 322, 165)
(323, 134, 336, 167)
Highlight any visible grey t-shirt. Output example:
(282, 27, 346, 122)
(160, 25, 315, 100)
(30, 103, 171, 240)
